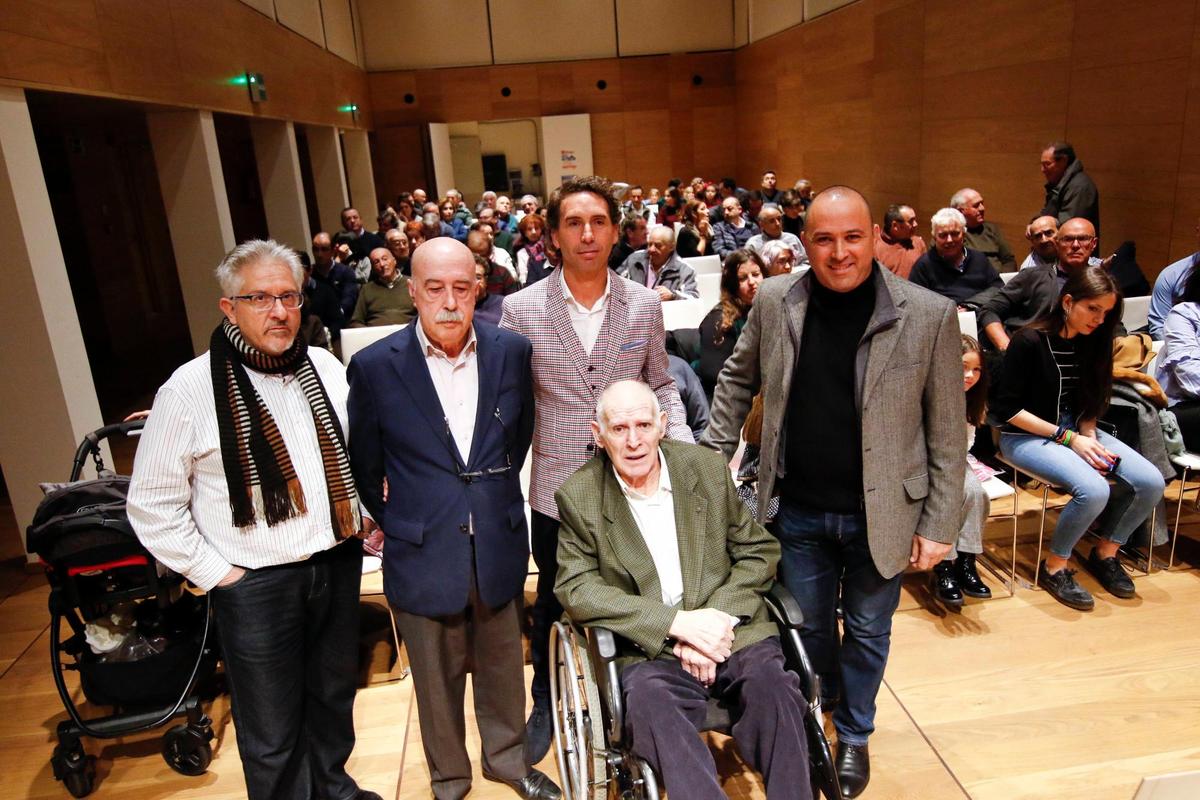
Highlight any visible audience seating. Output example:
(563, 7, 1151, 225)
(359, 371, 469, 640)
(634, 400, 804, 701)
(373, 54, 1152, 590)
(1167, 451, 1200, 570)
(958, 310, 978, 339)
(661, 299, 710, 331)
(682, 254, 722, 275)
(696, 272, 720, 307)
(340, 323, 407, 366)
(1122, 295, 1151, 332)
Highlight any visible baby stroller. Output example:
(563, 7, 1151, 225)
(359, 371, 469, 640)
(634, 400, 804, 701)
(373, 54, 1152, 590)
(25, 421, 217, 797)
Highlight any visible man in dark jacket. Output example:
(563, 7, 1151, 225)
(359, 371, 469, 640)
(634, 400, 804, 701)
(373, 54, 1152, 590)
(909, 208, 1001, 305)
(1040, 141, 1100, 237)
(617, 226, 699, 301)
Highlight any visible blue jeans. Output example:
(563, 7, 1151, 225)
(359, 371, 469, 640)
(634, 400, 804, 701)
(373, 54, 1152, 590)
(999, 427, 1165, 559)
(770, 501, 902, 746)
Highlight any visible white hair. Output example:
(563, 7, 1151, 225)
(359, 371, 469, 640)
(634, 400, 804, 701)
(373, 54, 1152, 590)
(761, 239, 794, 264)
(757, 203, 783, 222)
(949, 188, 977, 209)
(594, 381, 661, 433)
(930, 207, 967, 234)
(520, 194, 537, 205)
(648, 224, 676, 246)
(215, 239, 304, 296)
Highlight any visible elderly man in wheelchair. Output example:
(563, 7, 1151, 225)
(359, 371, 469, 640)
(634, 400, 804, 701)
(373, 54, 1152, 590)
(549, 381, 838, 799)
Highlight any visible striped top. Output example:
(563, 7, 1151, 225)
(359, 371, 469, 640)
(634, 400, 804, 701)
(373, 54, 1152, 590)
(1048, 333, 1079, 420)
(127, 346, 351, 591)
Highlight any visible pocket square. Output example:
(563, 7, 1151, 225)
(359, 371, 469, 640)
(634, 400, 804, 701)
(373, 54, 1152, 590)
(619, 339, 648, 352)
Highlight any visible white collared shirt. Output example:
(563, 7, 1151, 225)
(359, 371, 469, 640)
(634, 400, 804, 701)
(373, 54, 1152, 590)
(560, 268, 610, 356)
(613, 449, 684, 607)
(127, 347, 352, 592)
(414, 322, 479, 461)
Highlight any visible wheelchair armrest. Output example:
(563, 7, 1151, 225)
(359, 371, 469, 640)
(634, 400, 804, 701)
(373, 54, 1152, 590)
(584, 626, 626, 746)
(762, 583, 822, 712)
(764, 582, 805, 628)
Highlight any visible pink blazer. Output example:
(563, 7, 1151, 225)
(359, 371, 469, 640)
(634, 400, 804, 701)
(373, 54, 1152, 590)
(501, 269, 692, 518)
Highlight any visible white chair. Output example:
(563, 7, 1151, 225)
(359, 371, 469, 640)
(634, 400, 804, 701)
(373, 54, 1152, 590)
(340, 323, 407, 366)
(958, 310, 978, 339)
(661, 299, 710, 331)
(979, 473, 1018, 596)
(682, 254, 722, 275)
(1122, 295, 1151, 332)
(696, 273, 721, 307)
(1167, 450, 1200, 570)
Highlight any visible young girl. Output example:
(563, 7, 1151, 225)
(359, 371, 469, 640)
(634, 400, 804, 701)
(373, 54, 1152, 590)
(993, 266, 1165, 610)
(932, 335, 993, 605)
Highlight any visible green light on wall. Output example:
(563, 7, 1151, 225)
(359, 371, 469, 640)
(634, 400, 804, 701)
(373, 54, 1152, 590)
(338, 104, 359, 113)
(227, 74, 250, 86)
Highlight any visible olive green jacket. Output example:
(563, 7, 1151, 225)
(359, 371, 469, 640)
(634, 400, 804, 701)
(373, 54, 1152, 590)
(554, 439, 779, 671)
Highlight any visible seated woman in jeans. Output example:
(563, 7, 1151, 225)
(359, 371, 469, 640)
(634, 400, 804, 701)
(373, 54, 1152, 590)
(994, 266, 1165, 610)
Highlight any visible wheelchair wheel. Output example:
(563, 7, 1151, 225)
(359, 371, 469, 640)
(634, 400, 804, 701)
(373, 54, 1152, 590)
(549, 621, 607, 800)
(806, 710, 841, 800)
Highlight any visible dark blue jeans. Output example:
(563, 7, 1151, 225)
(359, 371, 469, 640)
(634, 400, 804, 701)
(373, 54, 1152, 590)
(211, 538, 364, 800)
(771, 500, 902, 746)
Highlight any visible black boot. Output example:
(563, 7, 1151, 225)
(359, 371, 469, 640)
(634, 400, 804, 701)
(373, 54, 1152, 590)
(954, 553, 991, 599)
(931, 561, 963, 607)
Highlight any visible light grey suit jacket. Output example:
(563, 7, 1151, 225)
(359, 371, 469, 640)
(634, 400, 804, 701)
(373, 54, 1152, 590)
(700, 264, 965, 579)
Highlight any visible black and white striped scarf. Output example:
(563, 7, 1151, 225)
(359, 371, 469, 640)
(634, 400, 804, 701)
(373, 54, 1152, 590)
(209, 320, 360, 539)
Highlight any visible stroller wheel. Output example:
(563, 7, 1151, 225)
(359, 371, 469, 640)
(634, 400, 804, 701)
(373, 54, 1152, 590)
(52, 741, 95, 798)
(162, 723, 213, 776)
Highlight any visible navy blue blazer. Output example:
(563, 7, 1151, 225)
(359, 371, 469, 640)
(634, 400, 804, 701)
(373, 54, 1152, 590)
(347, 321, 535, 617)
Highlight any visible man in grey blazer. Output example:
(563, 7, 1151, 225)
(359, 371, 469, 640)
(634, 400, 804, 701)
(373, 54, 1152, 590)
(701, 186, 965, 798)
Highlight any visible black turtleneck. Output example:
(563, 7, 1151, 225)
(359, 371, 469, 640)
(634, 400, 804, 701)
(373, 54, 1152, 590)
(781, 270, 877, 513)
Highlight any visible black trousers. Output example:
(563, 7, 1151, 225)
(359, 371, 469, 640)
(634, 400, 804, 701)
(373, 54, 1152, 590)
(529, 509, 562, 708)
(393, 541, 527, 800)
(1173, 400, 1200, 452)
(622, 637, 813, 800)
(211, 538, 363, 800)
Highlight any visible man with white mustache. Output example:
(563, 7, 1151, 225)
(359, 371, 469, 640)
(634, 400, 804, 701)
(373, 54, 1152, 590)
(348, 238, 559, 800)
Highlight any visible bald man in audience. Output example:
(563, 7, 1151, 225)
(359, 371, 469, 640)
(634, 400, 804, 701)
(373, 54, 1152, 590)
(873, 204, 927, 279)
(617, 225, 699, 301)
(746, 204, 808, 267)
(385, 228, 412, 276)
(1019, 215, 1060, 270)
(951, 188, 1016, 273)
(978, 217, 1111, 353)
(348, 247, 416, 328)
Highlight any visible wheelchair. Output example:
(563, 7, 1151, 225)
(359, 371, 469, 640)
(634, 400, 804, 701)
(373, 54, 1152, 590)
(549, 583, 841, 799)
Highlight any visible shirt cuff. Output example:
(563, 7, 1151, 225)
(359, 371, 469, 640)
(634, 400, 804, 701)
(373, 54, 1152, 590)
(188, 549, 235, 593)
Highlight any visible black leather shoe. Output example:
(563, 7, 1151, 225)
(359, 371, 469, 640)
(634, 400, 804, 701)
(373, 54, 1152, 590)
(524, 705, 553, 766)
(483, 768, 562, 800)
(1037, 561, 1094, 610)
(1084, 547, 1136, 599)
(931, 561, 963, 607)
(835, 742, 870, 798)
(954, 553, 992, 599)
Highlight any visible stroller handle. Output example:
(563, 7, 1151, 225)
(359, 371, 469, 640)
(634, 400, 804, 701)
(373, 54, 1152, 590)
(70, 419, 146, 482)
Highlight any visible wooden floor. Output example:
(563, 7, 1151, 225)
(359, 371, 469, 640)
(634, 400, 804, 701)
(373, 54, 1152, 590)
(4, 485, 1200, 799)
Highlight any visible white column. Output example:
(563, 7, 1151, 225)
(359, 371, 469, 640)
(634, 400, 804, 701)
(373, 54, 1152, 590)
(250, 119, 313, 253)
(0, 87, 106, 550)
(147, 109, 237, 356)
(303, 124, 349, 234)
(341, 128, 379, 220)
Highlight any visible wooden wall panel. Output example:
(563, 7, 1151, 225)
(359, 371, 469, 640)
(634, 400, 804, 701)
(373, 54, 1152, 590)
(736, 0, 1198, 280)
(615, 0, 735, 56)
(0, 0, 370, 129)
(368, 51, 737, 197)
(275, 0, 326, 47)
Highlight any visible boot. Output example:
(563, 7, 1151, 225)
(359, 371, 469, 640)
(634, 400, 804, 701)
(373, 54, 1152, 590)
(954, 553, 991, 599)
(931, 560, 963, 607)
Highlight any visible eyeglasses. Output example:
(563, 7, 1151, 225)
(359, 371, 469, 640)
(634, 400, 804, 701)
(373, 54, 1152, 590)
(1059, 235, 1096, 245)
(230, 292, 304, 311)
